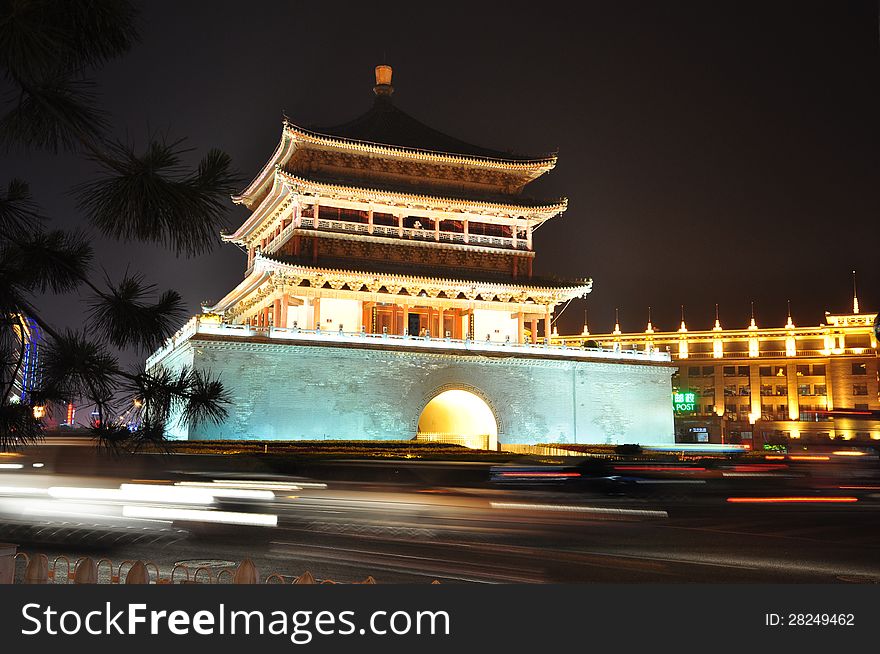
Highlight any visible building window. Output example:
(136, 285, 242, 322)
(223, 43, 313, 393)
(702, 366, 714, 376)
(724, 384, 737, 397)
(814, 384, 827, 396)
(688, 366, 701, 377)
(759, 366, 772, 377)
(812, 364, 825, 376)
(796, 365, 809, 377)
(798, 384, 812, 396)
(775, 385, 787, 396)
(738, 385, 750, 396)
(853, 384, 868, 396)
(737, 366, 750, 377)
(773, 366, 786, 377)
(723, 366, 735, 377)
(852, 362, 867, 375)
(760, 384, 773, 396)
(855, 403, 869, 410)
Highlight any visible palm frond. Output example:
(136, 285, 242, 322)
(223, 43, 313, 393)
(0, 0, 67, 82)
(0, 0, 138, 82)
(0, 178, 45, 234)
(0, 402, 43, 450)
(87, 273, 184, 351)
(4, 229, 92, 293)
(40, 330, 119, 402)
(180, 368, 230, 427)
(89, 421, 131, 453)
(0, 77, 108, 153)
(75, 138, 240, 256)
(128, 416, 168, 453)
(123, 365, 185, 427)
(58, 0, 139, 71)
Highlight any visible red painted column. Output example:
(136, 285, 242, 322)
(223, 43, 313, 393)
(544, 309, 552, 343)
(280, 293, 289, 328)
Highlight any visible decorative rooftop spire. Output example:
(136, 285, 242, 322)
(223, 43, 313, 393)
(679, 304, 687, 332)
(786, 299, 795, 328)
(748, 301, 757, 329)
(613, 307, 621, 335)
(374, 64, 394, 98)
(581, 307, 589, 336)
(646, 306, 654, 334)
(853, 269, 860, 314)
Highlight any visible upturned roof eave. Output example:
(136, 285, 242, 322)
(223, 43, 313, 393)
(261, 254, 593, 296)
(233, 119, 558, 209)
(224, 169, 568, 244)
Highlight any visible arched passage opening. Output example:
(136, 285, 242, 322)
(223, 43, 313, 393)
(416, 389, 498, 450)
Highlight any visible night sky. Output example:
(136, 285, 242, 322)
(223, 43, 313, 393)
(6, 1, 878, 364)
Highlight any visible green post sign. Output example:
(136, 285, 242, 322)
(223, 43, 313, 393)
(673, 390, 698, 413)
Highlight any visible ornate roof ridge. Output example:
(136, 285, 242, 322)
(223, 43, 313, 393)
(282, 117, 558, 169)
(276, 169, 569, 215)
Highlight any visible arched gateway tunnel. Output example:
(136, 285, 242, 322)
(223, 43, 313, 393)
(416, 387, 500, 450)
(152, 332, 675, 446)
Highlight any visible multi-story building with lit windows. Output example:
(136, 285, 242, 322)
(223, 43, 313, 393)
(554, 296, 879, 447)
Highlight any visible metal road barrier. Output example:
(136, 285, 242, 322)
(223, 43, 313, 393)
(8, 549, 441, 584)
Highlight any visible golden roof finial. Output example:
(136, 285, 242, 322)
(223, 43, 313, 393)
(646, 306, 654, 334)
(786, 299, 795, 328)
(374, 64, 394, 98)
(749, 300, 757, 329)
(713, 303, 722, 331)
(613, 307, 621, 335)
(581, 306, 589, 336)
(679, 304, 687, 332)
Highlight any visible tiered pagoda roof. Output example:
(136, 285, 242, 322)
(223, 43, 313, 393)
(308, 93, 545, 163)
(233, 65, 559, 210)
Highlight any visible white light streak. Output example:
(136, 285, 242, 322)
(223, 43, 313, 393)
(122, 505, 277, 527)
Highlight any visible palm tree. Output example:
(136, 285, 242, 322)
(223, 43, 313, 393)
(0, 0, 236, 450)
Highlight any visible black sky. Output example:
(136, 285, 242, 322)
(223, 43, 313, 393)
(5, 0, 879, 357)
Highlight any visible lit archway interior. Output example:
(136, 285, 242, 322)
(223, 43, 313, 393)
(417, 390, 498, 450)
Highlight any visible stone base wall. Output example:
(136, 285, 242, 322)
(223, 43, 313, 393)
(152, 338, 675, 445)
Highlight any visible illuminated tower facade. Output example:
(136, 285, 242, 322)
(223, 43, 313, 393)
(148, 66, 675, 446)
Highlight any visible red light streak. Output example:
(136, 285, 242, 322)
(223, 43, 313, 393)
(726, 497, 858, 504)
(613, 466, 706, 472)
